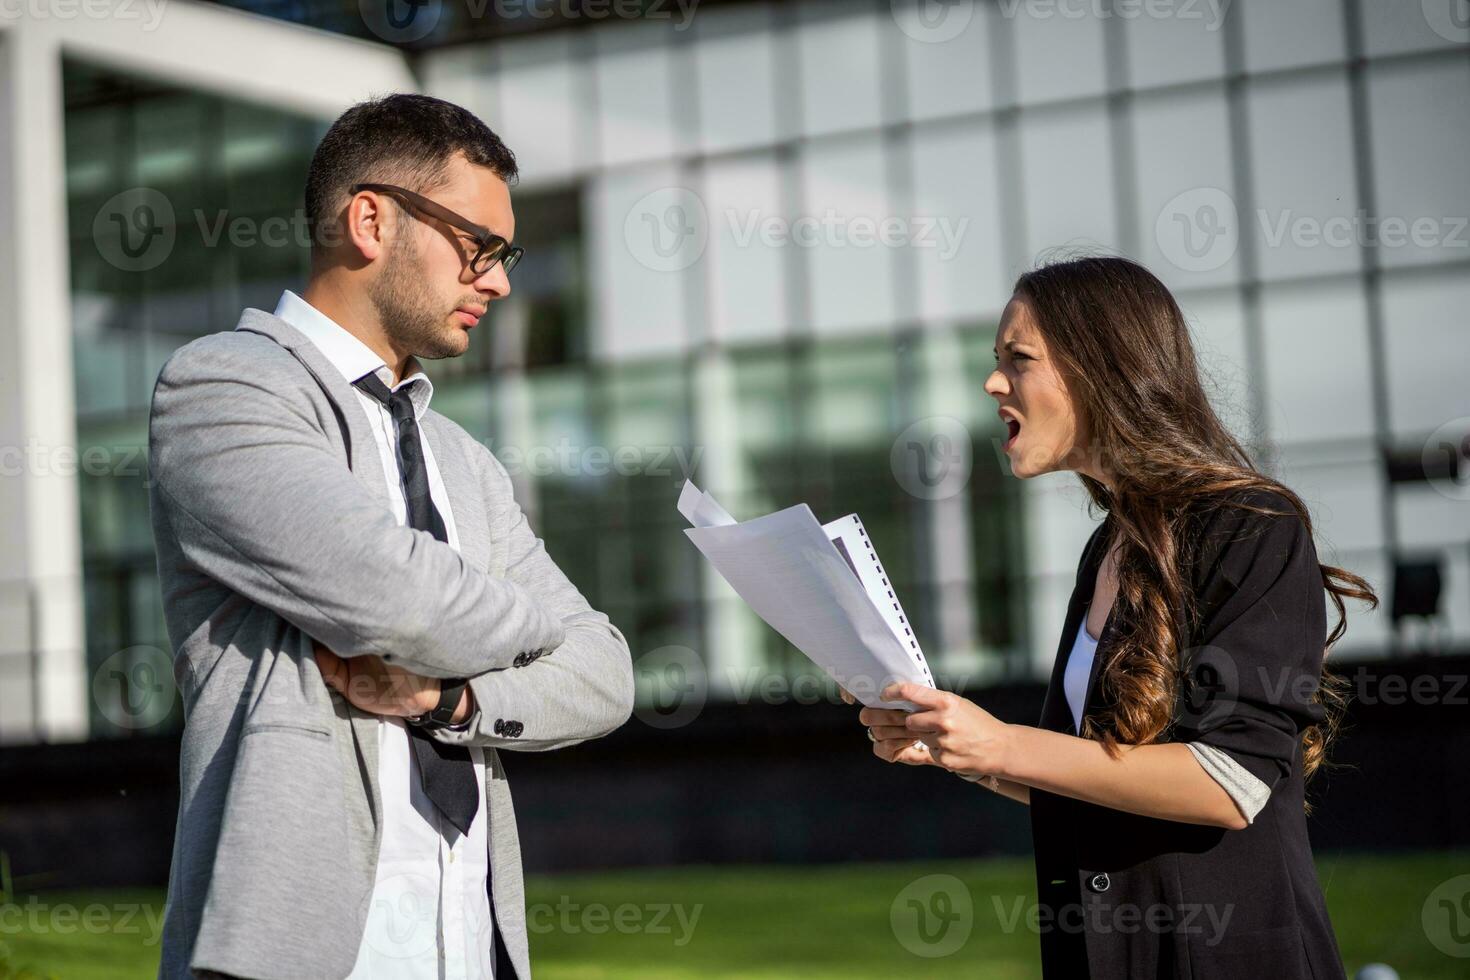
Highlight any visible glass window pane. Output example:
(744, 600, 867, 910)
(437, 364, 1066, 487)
(1361, 0, 1468, 57)
(1247, 72, 1361, 281)
(1259, 279, 1374, 444)
(1381, 268, 1470, 438)
(588, 166, 693, 361)
(594, 24, 677, 168)
(800, 135, 896, 334)
(895, 0, 996, 121)
(1018, 106, 1117, 261)
(909, 120, 1009, 323)
(1122, 4, 1227, 89)
(1367, 58, 1470, 270)
(694, 4, 781, 153)
(704, 154, 789, 344)
(1132, 87, 1238, 290)
(796, 2, 884, 136)
(496, 34, 586, 184)
(1241, 0, 1345, 73)
(1012, 5, 1107, 106)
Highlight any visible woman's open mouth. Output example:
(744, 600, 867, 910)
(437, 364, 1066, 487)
(1003, 417, 1021, 451)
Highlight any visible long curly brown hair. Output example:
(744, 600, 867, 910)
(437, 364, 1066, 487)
(1013, 256, 1377, 790)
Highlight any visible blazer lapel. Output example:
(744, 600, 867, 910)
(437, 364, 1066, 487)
(233, 308, 391, 506)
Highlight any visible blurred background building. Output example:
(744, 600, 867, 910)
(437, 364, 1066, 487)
(4, 0, 1466, 745)
(1, 0, 1467, 876)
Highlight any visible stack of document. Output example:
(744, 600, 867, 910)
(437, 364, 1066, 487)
(677, 480, 935, 710)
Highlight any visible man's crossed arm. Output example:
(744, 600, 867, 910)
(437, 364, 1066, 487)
(310, 445, 636, 750)
(150, 334, 633, 749)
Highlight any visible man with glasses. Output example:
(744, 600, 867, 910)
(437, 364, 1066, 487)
(149, 94, 633, 980)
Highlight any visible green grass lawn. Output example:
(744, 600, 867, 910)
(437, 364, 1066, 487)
(3, 852, 1466, 979)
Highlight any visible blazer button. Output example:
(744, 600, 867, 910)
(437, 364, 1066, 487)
(1088, 873, 1111, 893)
(493, 718, 505, 735)
(507, 720, 523, 738)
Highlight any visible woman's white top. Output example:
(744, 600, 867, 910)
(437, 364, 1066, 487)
(1063, 617, 1100, 735)
(1060, 610, 1271, 826)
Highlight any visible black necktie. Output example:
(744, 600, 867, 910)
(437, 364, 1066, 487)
(353, 371, 479, 841)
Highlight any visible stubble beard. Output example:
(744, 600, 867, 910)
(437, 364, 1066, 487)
(368, 232, 467, 362)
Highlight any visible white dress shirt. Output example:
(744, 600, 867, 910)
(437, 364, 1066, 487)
(273, 290, 494, 979)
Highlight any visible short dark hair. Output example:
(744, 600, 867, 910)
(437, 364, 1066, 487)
(304, 93, 518, 262)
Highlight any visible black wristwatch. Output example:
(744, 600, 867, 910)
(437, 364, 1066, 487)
(409, 677, 470, 731)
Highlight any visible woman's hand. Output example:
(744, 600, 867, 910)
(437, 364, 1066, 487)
(858, 702, 942, 767)
(864, 682, 1017, 780)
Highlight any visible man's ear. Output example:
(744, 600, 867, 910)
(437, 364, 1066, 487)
(344, 189, 396, 264)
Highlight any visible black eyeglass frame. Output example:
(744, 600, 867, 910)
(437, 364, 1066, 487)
(350, 182, 523, 275)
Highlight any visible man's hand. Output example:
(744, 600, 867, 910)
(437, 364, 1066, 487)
(314, 642, 474, 723)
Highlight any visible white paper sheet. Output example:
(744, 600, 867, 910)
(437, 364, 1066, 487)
(678, 480, 935, 710)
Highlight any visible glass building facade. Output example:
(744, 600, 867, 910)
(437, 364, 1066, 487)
(64, 61, 327, 734)
(52, 0, 1470, 739)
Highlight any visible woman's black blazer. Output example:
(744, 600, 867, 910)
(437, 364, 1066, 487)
(1028, 489, 1347, 980)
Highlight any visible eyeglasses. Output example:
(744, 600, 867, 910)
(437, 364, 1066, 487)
(350, 182, 523, 276)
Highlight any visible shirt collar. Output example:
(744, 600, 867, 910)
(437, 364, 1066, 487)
(272, 289, 434, 420)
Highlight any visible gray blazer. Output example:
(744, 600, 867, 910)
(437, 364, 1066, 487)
(148, 308, 634, 980)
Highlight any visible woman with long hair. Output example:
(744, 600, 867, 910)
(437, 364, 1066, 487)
(860, 256, 1376, 978)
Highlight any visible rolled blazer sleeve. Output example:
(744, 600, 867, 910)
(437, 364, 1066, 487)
(1174, 491, 1329, 819)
